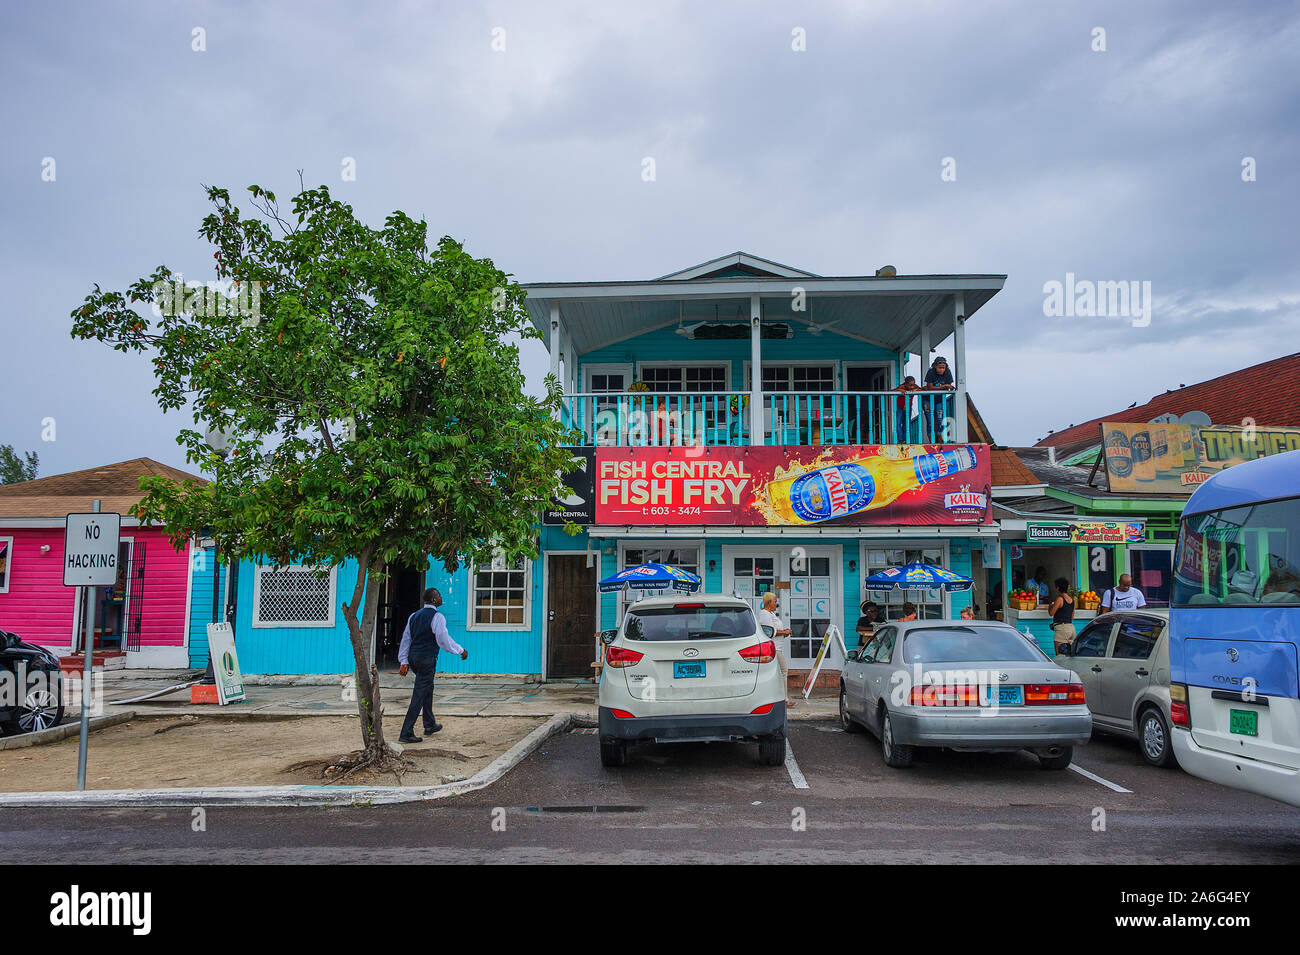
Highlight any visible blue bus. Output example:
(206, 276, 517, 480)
(1170, 449, 1300, 806)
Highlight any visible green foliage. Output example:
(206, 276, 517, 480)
(0, 445, 38, 485)
(70, 182, 578, 577)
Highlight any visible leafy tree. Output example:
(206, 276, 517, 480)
(0, 446, 38, 485)
(71, 181, 576, 766)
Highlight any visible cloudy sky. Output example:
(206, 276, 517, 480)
(3, 0, 1297, 478)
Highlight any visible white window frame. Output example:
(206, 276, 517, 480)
(859, 540, 952, 618)
(466, 551, 534, 631)
(0, 536, 12, 594)
(632, 361, 732, 392)
(583, 363, 635, 393)
(743, 360, 840, 392)
(251, 564, 337, 629)
(616, 539, 705, 620)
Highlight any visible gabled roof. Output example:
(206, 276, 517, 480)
(1035, 352, 1300, 457)
(655, 251, 817, 281)
(0, 458, 205, 520)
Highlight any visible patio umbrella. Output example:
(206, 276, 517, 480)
(863, 562, 973, 593)
(599, 562, 702, 593)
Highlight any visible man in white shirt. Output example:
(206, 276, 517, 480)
(1100, 574, 1148, 613)
(398, 587, 469, 743)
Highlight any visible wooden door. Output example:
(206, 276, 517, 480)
(547, 555, 597, 679)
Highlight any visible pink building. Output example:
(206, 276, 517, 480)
(0, 458, 205, 669)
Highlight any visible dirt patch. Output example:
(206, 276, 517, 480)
(0, 714, 545, 791)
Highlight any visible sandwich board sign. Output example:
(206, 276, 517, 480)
(205, 622, 246, 705)
(63, 513, 121, 586)
(802, 624, 847, 699)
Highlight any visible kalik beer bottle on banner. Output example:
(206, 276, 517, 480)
(766, 446, 979, 524)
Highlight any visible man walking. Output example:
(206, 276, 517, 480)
(1100, 574, 1147, 613)
(398, 587, 469, 744)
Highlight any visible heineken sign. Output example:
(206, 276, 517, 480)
(1026, 520, 1146, 545)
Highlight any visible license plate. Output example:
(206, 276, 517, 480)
(1230, 708, 1258, 737)
(982, 685, 1023, 706)
(674, 661, 706, 679)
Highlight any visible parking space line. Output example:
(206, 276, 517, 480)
(1068, 763, 1132, 793)
(784, 741, 809, 790)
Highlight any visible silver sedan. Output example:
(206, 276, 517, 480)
(840, 620, 1092, 769)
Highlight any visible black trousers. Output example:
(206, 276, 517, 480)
(400, 654, 439, 737)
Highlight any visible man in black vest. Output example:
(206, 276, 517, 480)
(397, 587, 468, 744)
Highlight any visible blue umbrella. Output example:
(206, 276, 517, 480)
(600, 562, 701, 593)
(864, 562, 973, 593)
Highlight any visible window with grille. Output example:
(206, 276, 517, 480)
(620, 546, 701, 612)
(252, 565, 336, 628)
(0, 537, 11, 594)
(862, 545, 947, 620)
(470, 553, 530, 629)
(751, 365, 835, 392)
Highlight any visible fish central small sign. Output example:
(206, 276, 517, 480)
(62, 513, 121, 587)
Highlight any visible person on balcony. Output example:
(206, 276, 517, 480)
(922, 356, 955, 442)
(895, 375, 921, 442)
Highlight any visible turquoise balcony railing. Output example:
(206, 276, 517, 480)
(560, 391, 956, 447)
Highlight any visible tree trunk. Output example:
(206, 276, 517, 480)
(340, 546, 388, 755)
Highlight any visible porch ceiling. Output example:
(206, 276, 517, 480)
(523, 275, 1005, 355)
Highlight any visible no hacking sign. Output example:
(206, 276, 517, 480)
(63, 513, 122, 587)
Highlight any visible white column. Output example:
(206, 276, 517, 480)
(749, 293, 763, 444)
(918, 321, 931, 380)
(953, 292, 968, 442)
(548, 304, 561, 380)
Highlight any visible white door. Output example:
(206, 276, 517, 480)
(723, 546, 842, 671)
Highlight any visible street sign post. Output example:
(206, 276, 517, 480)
(64, 509, 120, 790)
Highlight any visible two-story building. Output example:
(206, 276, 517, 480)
(218, 252, 1005, 686)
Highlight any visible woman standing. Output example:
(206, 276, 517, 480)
(759, 592, 794, 706)
(1048, 578, 1076, 655)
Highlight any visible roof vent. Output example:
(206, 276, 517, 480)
(875, 265, 897, 277)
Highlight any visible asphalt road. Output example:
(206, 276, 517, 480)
(2, 722, 1297, 864)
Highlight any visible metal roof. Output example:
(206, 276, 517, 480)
(523, 269, 1006, 355)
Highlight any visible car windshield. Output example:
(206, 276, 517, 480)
(1174, 496, 1300, 607)
(624, 604, 757, 641)
(903, 627, 1048, 664)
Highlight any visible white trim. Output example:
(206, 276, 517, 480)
(626, 360, 733, 391)
(180, 539, 195, 657)
(656, 252, 816, 281)
(250, 564, 337, 629)
(0, 535, 11, 594)
(542, 550, 602, 682)
(465, 552, 534, 632)
(742, 359, 842, 391)
(0, 517, 144, 529)
(859, 539, 953, 618)
(842, 361, 896, 390)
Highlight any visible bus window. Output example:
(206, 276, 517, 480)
(1172, 497, 1300, 607)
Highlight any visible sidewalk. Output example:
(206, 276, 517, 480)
(98, 670, 838, 720)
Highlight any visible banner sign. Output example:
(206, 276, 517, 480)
(594, 444, 992, 526)
(543, 447, 596, 525)
(1102, 421, 1300, 494)
(1026, 520, 1146, 545)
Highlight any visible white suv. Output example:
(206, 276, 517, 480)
(596, 595, 787, 767)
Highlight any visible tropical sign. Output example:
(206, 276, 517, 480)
(593, 445, 992, 526)
(1026, 520, 1146, 545)
(1102, 421, 1300, 494)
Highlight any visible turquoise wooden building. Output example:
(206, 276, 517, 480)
(218, 252, 1006, 684)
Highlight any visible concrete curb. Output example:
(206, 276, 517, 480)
(0, 711, 579, 809)
(0, 712, 137, 751)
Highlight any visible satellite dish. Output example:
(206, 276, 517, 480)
(1179, 411, 1212, 426)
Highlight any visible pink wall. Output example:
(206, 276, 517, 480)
(0, 526, 190, 649)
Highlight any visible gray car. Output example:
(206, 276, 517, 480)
(1055, 610, 1176, 768)
(839, 620, 1091, 770)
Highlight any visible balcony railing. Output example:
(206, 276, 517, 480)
(560, 391, 956, 447)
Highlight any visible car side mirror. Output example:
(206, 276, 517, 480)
(1057, 643, 1072, 657)
(599, 629, 618, 646)
(761, 624, 775, 640)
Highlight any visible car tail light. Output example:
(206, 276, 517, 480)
(674, 603, 704, 610)
(909, 684, 981, 706)
(751, 703, 775, 714)
(1170, 683, 1190, 727)
(1024, 683, 1086, 705)
(605, 646, 644, 669)
(609, 709, 635, 719)
(738, 640, 777, 663)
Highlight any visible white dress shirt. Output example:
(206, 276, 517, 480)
(398, 604, 464, 665)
